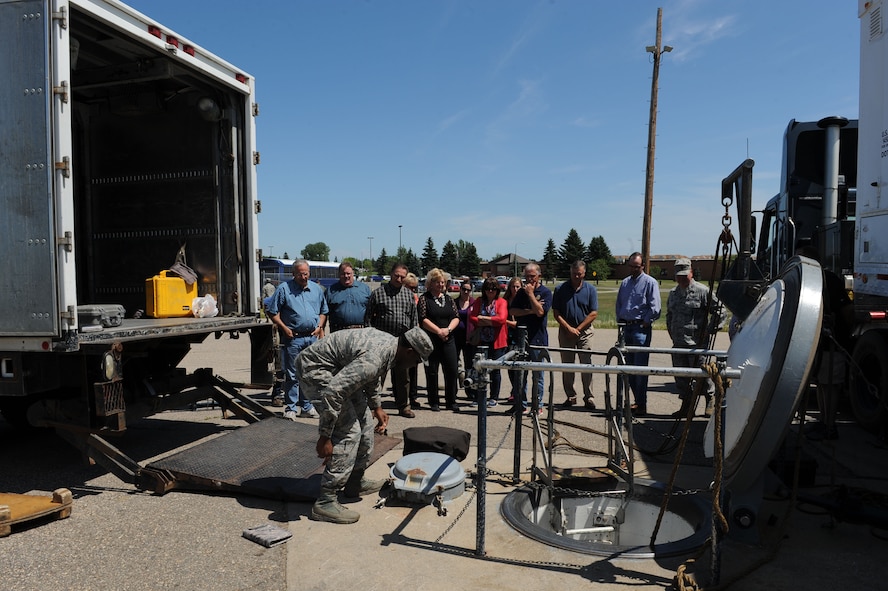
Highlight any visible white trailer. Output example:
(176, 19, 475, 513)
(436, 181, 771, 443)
(848, 0, 888, 431)
(0, 0, 275, 484)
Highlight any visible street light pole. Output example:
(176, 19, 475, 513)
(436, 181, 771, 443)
(642, 7, 672, 275)
(398, 225, 403, 259)
(367, 236, 374, 272)
(514, 242, 525, 276)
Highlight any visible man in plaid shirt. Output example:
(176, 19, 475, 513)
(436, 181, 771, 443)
(364, 263, 418, 417)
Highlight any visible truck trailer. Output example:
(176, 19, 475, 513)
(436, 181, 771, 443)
(0, 0, 275, 487)
(719, 0, 888, 434)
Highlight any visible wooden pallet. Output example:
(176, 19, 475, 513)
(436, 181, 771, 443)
(0, 489, 73, 537)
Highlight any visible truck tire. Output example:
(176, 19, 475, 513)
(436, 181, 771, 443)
(849, 331, 888, 432)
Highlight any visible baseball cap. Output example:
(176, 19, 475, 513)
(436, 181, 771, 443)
(403, 326, 434, 362)
(674, 258, 692, 276)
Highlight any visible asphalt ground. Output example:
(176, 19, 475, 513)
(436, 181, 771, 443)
(1, 327, 887, 590)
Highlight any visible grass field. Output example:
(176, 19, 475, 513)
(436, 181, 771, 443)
(545, 279, 675, 330)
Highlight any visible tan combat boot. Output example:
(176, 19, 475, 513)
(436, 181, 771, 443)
(342, 469, 387, 499)
(311, 491, 360, 524)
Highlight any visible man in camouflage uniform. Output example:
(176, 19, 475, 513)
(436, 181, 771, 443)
(296, 326, 433, 524)
(666, 258, 726, 417)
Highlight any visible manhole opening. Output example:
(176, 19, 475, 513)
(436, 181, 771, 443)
(501, 475, 711, 558)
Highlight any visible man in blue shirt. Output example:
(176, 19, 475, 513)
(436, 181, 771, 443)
(553, 260, 598, 409)
(509, 262, 552, 414)
(325, 262, 371, 332)
(266, 259, 329, 419)
(615, 252, 661, 416)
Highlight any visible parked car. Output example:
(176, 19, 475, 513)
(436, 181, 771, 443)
(471, 278, 484, 292)
(447, 279, 462, 292)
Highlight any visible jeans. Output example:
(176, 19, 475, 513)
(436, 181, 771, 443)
(622, 324, 652, 407)
(514, 347, 546, 408)
(282, 335, 317, 413)
(469, 345, 505, 401)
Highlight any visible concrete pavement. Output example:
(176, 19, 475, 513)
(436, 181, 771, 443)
(1, 327, 886, 590)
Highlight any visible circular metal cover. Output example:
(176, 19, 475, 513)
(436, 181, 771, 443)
(709, 256, 822, 490)
(390, 452, 466, 494)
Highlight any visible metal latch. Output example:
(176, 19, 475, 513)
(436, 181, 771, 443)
(55, 156, 70, 178)
(57, 231, 73, 252)
(252, 102, 260, 117)
(53, 81, 69, 104)
(52, 6, 67, 29)
(253, 151, 260, 165)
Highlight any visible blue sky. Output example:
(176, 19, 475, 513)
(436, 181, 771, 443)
(126, 0, 859, 264)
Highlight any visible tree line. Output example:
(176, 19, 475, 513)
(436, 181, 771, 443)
(284, 229, 614, 281)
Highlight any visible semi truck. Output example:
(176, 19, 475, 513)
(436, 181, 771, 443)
(720, 0, 888, 434)
(0, 0, 275, 488)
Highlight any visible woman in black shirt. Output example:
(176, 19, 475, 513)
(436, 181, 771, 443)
(418, 268, 460, 411)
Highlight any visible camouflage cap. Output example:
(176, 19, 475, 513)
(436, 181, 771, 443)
(674, 257, 692, 276)
(403, 326, 434, 362)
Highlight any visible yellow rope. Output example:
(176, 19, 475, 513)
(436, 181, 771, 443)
(670, 362, 731, 589)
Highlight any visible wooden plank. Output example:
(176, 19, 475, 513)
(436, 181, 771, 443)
(0, 488, 73, 537)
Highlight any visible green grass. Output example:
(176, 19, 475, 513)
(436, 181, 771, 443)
(542, 279, 675, 330)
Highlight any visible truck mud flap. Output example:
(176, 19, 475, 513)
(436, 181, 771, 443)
(143, 417, 399, 501)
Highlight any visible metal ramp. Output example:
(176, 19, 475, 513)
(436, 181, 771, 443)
(52, 369, 400, 501)
(144, 418, 400, 501)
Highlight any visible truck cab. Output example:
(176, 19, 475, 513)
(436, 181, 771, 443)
(755, 118, 858, 282)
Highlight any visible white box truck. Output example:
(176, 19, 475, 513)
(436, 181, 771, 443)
(0, 0, 275, 484)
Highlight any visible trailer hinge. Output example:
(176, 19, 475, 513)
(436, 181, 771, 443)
(255, 200, 262, 214)
(252, 102, 260, 117)
(52, 5, 67, 29)
(55, 156, 70, 178)
(253, 151, 261, 165)
(57, 231, 73, 252)
(256, 249, 263, 262)
(60, 305, 75, 321)
(53, 81, 69, 104)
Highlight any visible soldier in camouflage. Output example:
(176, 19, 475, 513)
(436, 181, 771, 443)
(296, 326, 433, 524)
(666, 258, 726, 417)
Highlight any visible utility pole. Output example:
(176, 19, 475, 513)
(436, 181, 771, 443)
(642, 8, 671, 274)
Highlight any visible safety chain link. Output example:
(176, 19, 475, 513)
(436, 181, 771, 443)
(433, 489, 476, 544)
(474, 465, 708, 499)
(435, 412, 517, 543)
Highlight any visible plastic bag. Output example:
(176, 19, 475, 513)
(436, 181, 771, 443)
(191, 294, 219, 318)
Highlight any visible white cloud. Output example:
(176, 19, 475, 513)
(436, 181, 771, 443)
(653, 0, 739, 61)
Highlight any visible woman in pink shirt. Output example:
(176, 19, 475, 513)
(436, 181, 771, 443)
(468, 277, 509, 406)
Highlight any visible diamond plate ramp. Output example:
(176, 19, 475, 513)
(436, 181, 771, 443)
(147, 417, 400, 501)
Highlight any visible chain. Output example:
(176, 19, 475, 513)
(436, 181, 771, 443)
(434, 413, 517, 543)
(475, 465, 708, 499)
(433, 489, 476, 543)
(721, 183, 734, 228)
